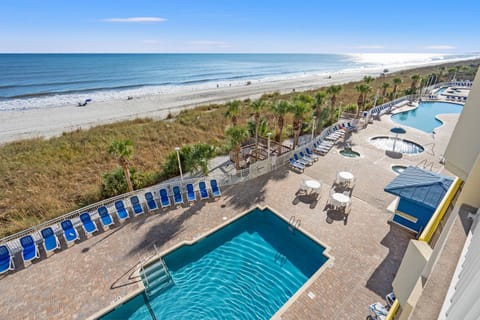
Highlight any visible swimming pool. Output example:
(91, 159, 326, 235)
(101, 208, 328, 319)
(434, 87, 447, 95)
(391, 101, 463, 133)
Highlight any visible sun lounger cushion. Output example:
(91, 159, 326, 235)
(173, 186, 184, 204)
(20, 235, 38, 262)
(98, 206, 114, 227)
(0, 245, 14, 274)
(61, 220, 78, 242)
(210, 179, 221, 197)
(130, 196, 144, 215)
(199, 182, 209, 199)
(144, 192, 158, 211)
(41, 227, 59, 252)
(186, 184, 196, 202)
(115, 200, 129, 220)
(80, 212, 97, 234)
(160, 188, 171, 207)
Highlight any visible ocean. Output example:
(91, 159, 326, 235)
(0, 53, 476, 111)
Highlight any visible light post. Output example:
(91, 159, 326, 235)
(311, 116, 316, 140)
(267, 132, 272, 160)
(175, 147, 183, 181)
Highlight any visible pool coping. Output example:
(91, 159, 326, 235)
(88, 205, 333, 320)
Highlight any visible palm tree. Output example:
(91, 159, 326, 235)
(270, 100, 290, 153)
(439, 66, 446, 81)
(312, 91, 326, 134)
(447, 67, 456, 81)
(289, 100, 311, 149)
(225, 100, 241, 126)
(326, 85, 343, 123)
(355, 84, 371, 117)
(225, 126, 248, 170)
(381, 82, 390, 103)
(249, 99, 267, 155)
(108, 140, 134, 192)
(410, 74, 421, 94)
(363, 75, 374, 85)
(392, 77, 402, 99)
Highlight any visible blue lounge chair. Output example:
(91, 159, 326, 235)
(172, 186, 184, 205)
(289, 158, 305, 172)
(61, 220, 78, 243)
(305, 148, 319, 160)
(294, 153, 311, 166)
(186, 184, 196, 202)
(80, 212, 97, 234)
(159, 188, 171, 208)
(144, 192, 158, 211)
(98, 206, 114, 227)
(0, 245, 14, 274)
(115, 200, 129, 221)
(199, 181, 209, 200)
(130, 195, 144, 215)
(40, 227, 60, 252)
(20, 235, 39, 262)
(299, 151, 316, 163)
(210, 179, 221, 197)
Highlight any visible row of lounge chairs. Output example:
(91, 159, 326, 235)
(446, 95, 467, 102)
(0, 179, 222, 275)
(370, 100, 405, 119)
(289, 148, 319, 172)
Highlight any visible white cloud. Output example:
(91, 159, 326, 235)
(103, 17, 166, 23)
(423, 45, 456, 50)
(357, 45, 385, 49)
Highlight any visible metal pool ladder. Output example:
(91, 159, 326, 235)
(140, 245, 175, 297)
(288, 215, 301, 233)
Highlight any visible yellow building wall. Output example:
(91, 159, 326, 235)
(444, 69, 480, 180)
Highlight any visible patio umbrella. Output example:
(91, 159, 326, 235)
(390, 127, 406, 152)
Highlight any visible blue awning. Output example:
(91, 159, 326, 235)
(384, 166, 453, 210)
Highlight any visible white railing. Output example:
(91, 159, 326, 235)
(0, 103, 370, 254)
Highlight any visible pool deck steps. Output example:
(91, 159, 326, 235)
(141, 259, 174, 297)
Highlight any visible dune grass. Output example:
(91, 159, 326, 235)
(0, 59, 477, 237)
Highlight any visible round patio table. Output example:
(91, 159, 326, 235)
(304, 179, 321, 190)
(330, 192, 350, 208)
(337, 171, 354, 186)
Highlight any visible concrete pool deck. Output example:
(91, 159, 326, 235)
(0, 111, 459, 320)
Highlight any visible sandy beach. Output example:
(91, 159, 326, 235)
(0, 62, 465, 144)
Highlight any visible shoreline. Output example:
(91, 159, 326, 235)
(0, 57, 477, 144)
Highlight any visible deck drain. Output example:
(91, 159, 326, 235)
(308, 291, 316, 299)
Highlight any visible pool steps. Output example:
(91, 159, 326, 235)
(141, 259, 174, 297)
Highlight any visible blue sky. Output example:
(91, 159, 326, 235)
(1, 0, 479, 53)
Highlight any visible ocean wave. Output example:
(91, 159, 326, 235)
(1, 53, 478, 112)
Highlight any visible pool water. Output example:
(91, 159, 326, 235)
(339, 148, 360, 158)
(101, 208, 328, 320)
(370, 136, 424, 154)
(435, 87, 447, 95)
(391, 101, 463, 133)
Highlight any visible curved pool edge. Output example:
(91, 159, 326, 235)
(390, 101, 463, 133)
(90, 205, 334, 320)
(368, 136, 425, 155)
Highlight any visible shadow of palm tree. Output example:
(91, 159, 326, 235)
(222, 167, 289, 211)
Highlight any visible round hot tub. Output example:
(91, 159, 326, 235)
(370, 136, 424, 154)
(339, 147, 360, 158)
(392, 165, 407, 174)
